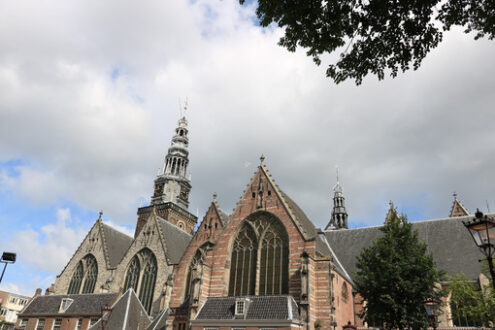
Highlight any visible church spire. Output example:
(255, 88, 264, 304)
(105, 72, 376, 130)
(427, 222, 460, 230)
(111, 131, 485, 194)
(325, 166, 349, 230)
(151, 111, 191, 210)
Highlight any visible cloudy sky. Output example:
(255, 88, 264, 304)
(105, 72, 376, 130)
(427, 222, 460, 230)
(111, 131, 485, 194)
(1, 0, 494, 296)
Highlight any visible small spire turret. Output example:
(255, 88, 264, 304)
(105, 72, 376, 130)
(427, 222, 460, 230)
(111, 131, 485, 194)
(325, 166, 349, 230)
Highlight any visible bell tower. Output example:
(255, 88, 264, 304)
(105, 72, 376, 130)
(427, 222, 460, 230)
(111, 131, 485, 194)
(135, 109, 197, 237)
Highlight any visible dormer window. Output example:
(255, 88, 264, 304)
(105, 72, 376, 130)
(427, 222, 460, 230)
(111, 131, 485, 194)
(235, 298, 250, 317)
(235, 300, 245, 315)
(59, 298, 74, 313)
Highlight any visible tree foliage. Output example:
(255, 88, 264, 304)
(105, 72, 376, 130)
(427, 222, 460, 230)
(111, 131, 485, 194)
(240, 0, 495, 84)
(448, 273, 495, 326)
(354, 213, 445, 330)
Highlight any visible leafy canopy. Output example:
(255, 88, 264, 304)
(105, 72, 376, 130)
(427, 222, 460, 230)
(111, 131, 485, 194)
(449, 272, 495, 326)
(240, 0, 495, 84)
(354, 212, 445, 330)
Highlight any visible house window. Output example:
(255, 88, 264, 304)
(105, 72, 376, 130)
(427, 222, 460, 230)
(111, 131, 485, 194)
(53, 318, 62, 330)
(67, 254, 98, 294)
(232, 328, 246, 330)
(20, 319, 28, 329)
(36, 318, 45, 330)
(228, 212, 289, 296)
(260, 328, 277, 330)
(0, 308, 6, 316)
(204, 328, 218, 330)
(123, 248, 157, 314)
(76, 318, 83, 330)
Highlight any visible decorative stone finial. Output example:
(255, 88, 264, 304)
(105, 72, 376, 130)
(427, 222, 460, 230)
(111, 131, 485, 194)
(453, 191, 458, 200)
(213, 192, 217, 201)
(98, 211, 103, 223)
(260, 154, 265, 164)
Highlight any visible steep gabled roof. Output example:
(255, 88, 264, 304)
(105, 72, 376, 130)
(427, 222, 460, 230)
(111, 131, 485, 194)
(325, 214, 491, 281)
(100, 222, 133, 269)
(88, 289, 151, 330)
(19, 293, 118, 316)
(156, 216, 192, 264)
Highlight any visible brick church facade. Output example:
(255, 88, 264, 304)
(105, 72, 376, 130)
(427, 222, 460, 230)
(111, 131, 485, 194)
(17, 112, 489, 329)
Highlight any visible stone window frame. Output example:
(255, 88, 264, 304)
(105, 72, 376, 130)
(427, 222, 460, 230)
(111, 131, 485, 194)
(122, 248, 158, 314)
(184, 245, 207, 302)
(227, 211, 289, 296)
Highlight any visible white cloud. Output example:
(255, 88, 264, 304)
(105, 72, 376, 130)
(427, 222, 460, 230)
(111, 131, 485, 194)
(4, 208, 87, 274)
(0, 0, 494, 234)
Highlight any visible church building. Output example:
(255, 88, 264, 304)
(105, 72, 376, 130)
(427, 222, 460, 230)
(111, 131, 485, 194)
(17, 112, 490, 330)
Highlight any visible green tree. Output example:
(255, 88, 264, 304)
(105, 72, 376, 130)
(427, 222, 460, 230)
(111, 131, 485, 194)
(354, 212, 445, 330)
(449, 273, 495, 326)
(240, 0, 495, 85)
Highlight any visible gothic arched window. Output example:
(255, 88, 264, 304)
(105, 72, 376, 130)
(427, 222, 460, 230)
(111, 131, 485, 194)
(228, 212, 289, 296)
(259, 219, 289, 295)
(229, 223, 257, 296)
(67, 262, 83, 294)
(67, 254, 98, 294)
(185, 248, 205, 298)
(123, 249, 157, 314)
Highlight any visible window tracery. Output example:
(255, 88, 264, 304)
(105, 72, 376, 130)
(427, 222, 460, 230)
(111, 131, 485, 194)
(228, 212, 289, 296)
(123, 249, 157, 314)
(67, 254, 98, 294)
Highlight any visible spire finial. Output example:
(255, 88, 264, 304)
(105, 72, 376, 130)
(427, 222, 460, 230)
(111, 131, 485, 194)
(260, 154, 265, 165)
(453, 191, 457, 200)
(213, 192, 217, 201)
(335, 164, 339, 183)
(98, 210, 103, 223)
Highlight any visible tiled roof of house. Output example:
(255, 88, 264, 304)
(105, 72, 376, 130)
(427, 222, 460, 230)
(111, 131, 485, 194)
(194, 295, 300, 321)
(19, 293, 117, 316)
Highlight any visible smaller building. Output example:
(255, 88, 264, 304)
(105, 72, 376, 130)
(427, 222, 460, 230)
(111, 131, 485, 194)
(190, 295, 303, 330)
(15, 293, 117, 330)
(0, 290, 30, 329)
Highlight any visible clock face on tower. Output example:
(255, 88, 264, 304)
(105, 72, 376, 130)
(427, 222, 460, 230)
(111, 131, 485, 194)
(180, 187, 189, 200)
(154, 183, 164, 197)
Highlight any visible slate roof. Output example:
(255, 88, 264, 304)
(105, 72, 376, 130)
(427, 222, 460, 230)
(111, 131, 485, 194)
(194, 295, 300, 321)
(146, 308, 168, 330)
(157, 216, 192, 264)
(19, 293, 117, 316)
(101, 223, 134, 268)
(88, 289, 151, 330)
(279, 191, 333, 258)
(217, 207, 230, 226)
(325, 214, 492, 281)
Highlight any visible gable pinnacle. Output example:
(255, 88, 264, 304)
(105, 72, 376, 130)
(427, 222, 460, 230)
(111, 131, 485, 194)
(213, 192, 217, 201)
(98, 211, 103, 223)
(260, 154, 265, 165)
